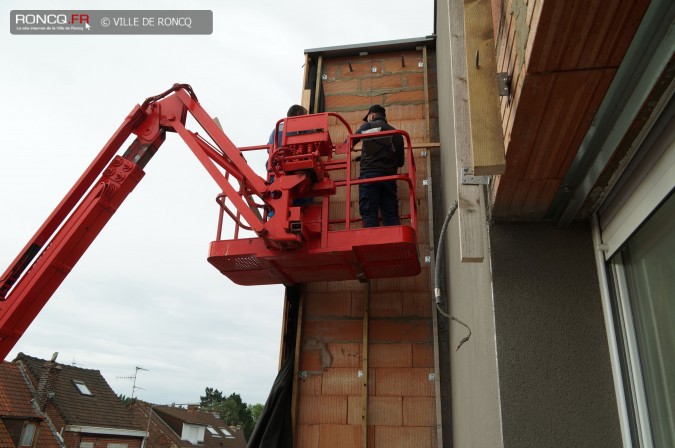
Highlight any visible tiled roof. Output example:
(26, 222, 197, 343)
(132, 401, 246, 448)
(0, 362, 36, 417)
(0, 362, 62, 448)
(14, 353, 141, 431)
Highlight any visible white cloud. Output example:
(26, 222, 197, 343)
(0, 0, 433, 406)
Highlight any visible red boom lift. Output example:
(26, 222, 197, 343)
(0, 84, 420, 359)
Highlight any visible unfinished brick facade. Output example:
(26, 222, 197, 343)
(294, 42, 438, 448)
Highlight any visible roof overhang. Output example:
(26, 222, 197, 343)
(64, 425, 148, 438)
(305, 36, 436, 58)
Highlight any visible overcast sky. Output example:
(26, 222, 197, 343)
(0, 0, 433, 406)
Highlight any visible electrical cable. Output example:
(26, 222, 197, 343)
(434, 200, 472, 351)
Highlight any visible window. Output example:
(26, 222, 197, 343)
(206, 426, 220, 437)
(80, 443, 94, 448)
(181, 423, 205, 444)
(72, 380, 93, 396)
(107, 444, 128, 448)
(19, 423, 36, 446)
(220, 427, 235, 438)
(608, 192, 675, 447)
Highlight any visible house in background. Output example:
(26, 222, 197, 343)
(13, 353, 146, 448)
(0, 361, 61, 448)
(131, 401, 246, 448)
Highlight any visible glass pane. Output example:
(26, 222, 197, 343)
(19, 423, 36, 446)
(623, 193, 675, 447)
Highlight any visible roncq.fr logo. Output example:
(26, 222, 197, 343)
(14, 13, 90, 26)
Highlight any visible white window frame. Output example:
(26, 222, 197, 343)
(180, 423, 205, 444)
(19, 422, 36, 446)
(594, 101, 674, 447)
(72, 380, 93, 396)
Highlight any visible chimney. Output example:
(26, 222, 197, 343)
(36, 352, 61, 411)
(187, 404, 199, 414)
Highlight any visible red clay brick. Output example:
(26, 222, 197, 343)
(402, 293, 433, 318)
(325, 94, 386, 110)
(303, 320, 363, 342)
(412, 343, 435, 368)
(369, 344, 413, 368)
(369, 320, 432, 343)
(369, 396, 403, 426)
(297, 424, 319, 448)
(299, 374, 323, 396)
(348, 396, 403, 426)
(318, 424, 360, 447)
(297, 396, 347, 425)
(300, 348, 324, 372)
(403, 396, 436, 426)
(399, 265, 431, 292)
(347, 396, 365, 426)
(382, 104, 426, 121)
(322, 63, 341, 80)
(369, 292, 403, 318)
(370, 276, 402, 292)
(321, 368, 362, 396)
(351, 291, 365, 318)
(385, 90, 426, 104)
(382, 56, 424, 73)
(374, 368, 435, 397)
(304, 292, 353, 318)
(328, 343, 361, 368)
(322, 79, 359, 94)
(374, 426, 434, 448)
(397, 119, 428, 139)
(325, 279, 366, 292)
(405, 73, 426, 88)
(369, 75, 404, 90)
(339, 61, 377, 77)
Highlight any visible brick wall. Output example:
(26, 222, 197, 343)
(295, 46, 438, 448)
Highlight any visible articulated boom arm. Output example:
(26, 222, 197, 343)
(0, 84, 315, 359)
(0, 83, 421, 360)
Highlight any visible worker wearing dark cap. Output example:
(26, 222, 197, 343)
(353, 105, 405, 227)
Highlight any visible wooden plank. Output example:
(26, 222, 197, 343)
(427, 147, 444, 447)
(361, 282, 370, 447)
(314, 55, 323, 113)
(451, 0, 486, 262)
(291, 290, 304, 446)
(423, 46, 431, 141)
(301, 89, 312, 111)
(464, 0, 506, 175)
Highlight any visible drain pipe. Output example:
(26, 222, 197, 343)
(434, 201, 471, 350)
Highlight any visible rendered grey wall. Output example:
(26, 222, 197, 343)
(490, 222, 621, 447)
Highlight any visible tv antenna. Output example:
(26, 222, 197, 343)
(117, 366, 148, 399)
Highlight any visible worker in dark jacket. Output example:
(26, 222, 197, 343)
(353, 105, 405, 227)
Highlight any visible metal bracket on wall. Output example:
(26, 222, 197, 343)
(497, 72, 511, 97)
(461, 166, 490, 185)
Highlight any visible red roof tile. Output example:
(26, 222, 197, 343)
(14, 353, 141, 430)
(0, 362, 37, 417)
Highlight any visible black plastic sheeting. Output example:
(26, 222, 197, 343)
(247, 286, 301, 448)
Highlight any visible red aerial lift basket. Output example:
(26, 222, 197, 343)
(207, 112, 421, 285)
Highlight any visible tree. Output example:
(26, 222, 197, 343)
(248, 403, 264, 423)
(199, 388, 260, 440)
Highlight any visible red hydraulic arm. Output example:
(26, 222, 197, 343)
(0, 84, 420, 360)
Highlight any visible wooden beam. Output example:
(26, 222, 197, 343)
(463, 0, 506, 175)
(427, 147, 445, 447)
(423, 45, 431, 141)
(301, 54, 312, 111)
(313, 55, 323, 113)
(361, 281, 370, 447)
(290, 290, 304, 445)
(451, 0, 487, 262)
